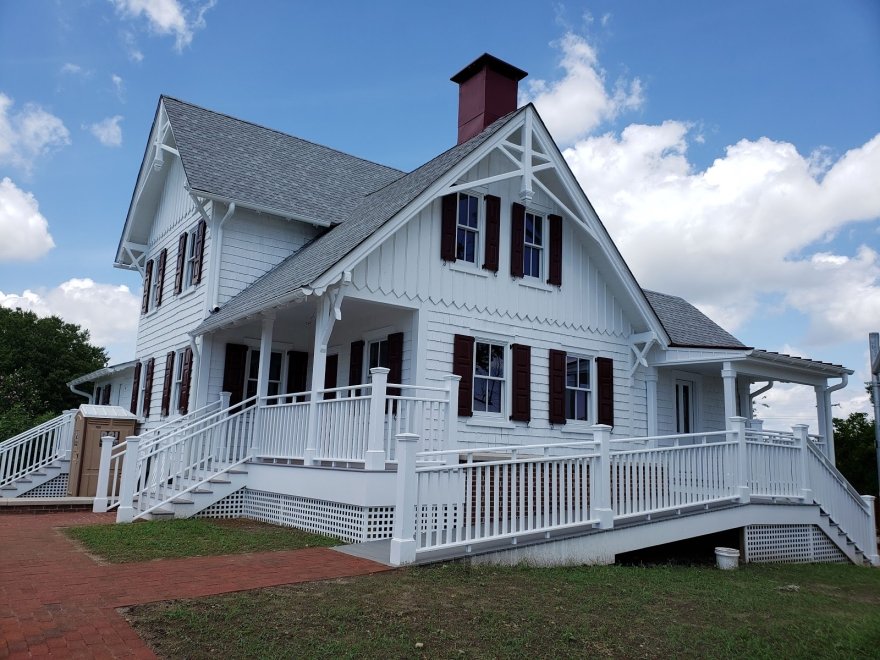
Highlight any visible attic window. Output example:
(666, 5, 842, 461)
(456, 193, 480, 264)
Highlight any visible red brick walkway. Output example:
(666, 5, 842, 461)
(0, 512, 390, 658)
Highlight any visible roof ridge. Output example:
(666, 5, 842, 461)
(160, 95, 405, 176)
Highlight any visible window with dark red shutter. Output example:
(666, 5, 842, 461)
(286, 351, 308, 402)
(174, 232, 187, 294)
(141, 260, 153, 314)
(596, 357, 614, 427)
(142, 358, 155, 418)
(155, 248, 167, 307)
(510, 344, 531, 422)
(348, 340, 365, 395)
(324, 354, 339, 400)
(387, 332, 403, 395)
(161, 351, 174, 416)
(222, 343, 248, 407)
(548, 349, 567, 424)
(483, 194, 500, 272)
(548, 214, 562, 286)
(179, 347, 193, 414)
(193, 219, 207, 284)
(129, 361, 142, 414)
(510, 203, 525, 278)
(101, 384, 111, 405)
(440, 194, 457, 262)
(452, 334, 475, 417)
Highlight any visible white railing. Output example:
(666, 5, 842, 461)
(258, 392, 311, 459)
(390, 418, 879, 565)
(314, 384, 373, 462)
(0, 410, 76, 488)
(97, 395, 231, 511)
(117, 396, 258, 521)
(384, 382, 454, 459)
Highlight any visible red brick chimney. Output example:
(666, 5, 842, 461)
(451, 54, 528, 145)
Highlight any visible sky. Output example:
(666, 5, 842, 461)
(0, 0, 878, 430)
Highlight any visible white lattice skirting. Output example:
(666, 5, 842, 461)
(744, 524, 847, 564)
(197, 488, 395, 544)
(21, 474, 69, 498)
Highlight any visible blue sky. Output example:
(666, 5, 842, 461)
(0, 0, 878, 426)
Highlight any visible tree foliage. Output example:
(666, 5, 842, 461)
(832, 412, 878, 496)
(0, 307, 108, 438)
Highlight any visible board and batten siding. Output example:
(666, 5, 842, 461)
(147, 156, 198, 249)
(216, 209, 320, 306)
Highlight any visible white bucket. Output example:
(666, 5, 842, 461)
(715, 547, 740, 570)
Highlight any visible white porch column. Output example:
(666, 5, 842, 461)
(390, 432, 419, 566)
(92, 435, 115, 513)
(305, 296, 333, 465)
(442, 374, 461, 464)
(645, 368, 658, 438)
(590, 424, 614, 529)
(256, 314, 275, 400)
(793, 423, 812, 503)
(823, 389, 836, 465)
(116, 437, 140, 523)
(722, 362, 738, 430)
(365, 367, 390, 470)
(814, 384, 828, 452)
(737, 380, 751, 420)
(194, 334, 212, 410)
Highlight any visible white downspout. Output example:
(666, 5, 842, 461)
(189, 335, 201, 413)
(749, 381, 774, 420)
(206, 202, 236, 313)
(824, 374, 848, 465)
(68, 383, 93, 403)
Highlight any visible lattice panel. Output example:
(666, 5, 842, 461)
(195, 488, 246, 518)
(23, 475, 69, 498)
(745, 524, 846, 564)
(244, 490, 367, 543)
(365, 507, 395, 540)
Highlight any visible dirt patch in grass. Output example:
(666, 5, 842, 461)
(64, 518, 338, 563)
(124, 562, 880, 659)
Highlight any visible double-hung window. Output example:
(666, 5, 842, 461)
(473, 341, 505, 414)
(565, 355, 592, 421)
(245, 349, 282, 403)
(367, 338, 390, 381)
(171, 350, 185, 413)
(456, 193, 480, 264)
(523, 211, 543, 278)
(184, 232, 199, 289)
(675, 380, 695, 434)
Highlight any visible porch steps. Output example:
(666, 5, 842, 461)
(0, 460, 69, 498)
(132, 464, 248, 521)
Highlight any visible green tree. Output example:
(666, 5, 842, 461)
(832, 412, 878, 496)
(0, 308, 108, 439)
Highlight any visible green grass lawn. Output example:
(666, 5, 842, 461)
(124, 561, 880, 659)
(65, 518, 338, 562)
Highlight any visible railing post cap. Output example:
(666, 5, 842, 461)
(100, 434, 115, 443)
(396, 432, 419, 443)
(792, 423, 810, 430)
(862, 494, 876, 503)
(590, 424, 613, 431)
(370, 367, 391, 375)
(729, 416, 747, 422)
(125, 436, 140, 445)
(442, 374, 462, 382)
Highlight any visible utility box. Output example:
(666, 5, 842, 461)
(67, 405, 138, 497)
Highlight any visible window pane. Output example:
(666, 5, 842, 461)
(475, 343, 489, 376)
(575, 390, 588, 420)
(473, 377, 487, 411)
(369, 342, 379, 369)
(566, 389, 575, 419)
(566, 357, 578, 388)
(379, 340, 389, 368)
(268, 382, 279, 397)
(248, 351, 260, 379)
(533, 216, 542, 245)
(486, 379, 502, 413)
(269, 352, 282, 381)
(466, 196, 478, 228)
(456, 228, 467, 260)
(490, 344, 504, 377)
(458, 195, 469, 225)
(524, 216, 534, 244)
(579, 359, 590, 388)
(530, 249, 540, 277)
(245, 380, 257, 399)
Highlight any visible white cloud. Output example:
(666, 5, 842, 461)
(0, 93, 70, 172)
(0, 279, 139, 361)
(521, 32, 643, 145)
(122, 30, 145, 62)
(87, 115, 123, 147)
(111, 0, 215, 51)
(112, 74, 125, 100)
(0, 178, 55, 262)
(59, 62, 90, 77)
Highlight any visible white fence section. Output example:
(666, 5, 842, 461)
(314, 384, 373, 462)
(0, 410, 76, 489)
(384, 380, 455, 459)
(258, 393, 311, 459)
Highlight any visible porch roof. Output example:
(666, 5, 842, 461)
(192, 107, 524, 335)
(67, 361, 138, 387)
(745, 349, 852, 377)
(643, 290, 748, 349)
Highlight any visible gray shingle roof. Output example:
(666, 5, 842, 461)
(194, 107, 523, 334)
(162, 97, 404, 224)
(642, 290, 748, 349)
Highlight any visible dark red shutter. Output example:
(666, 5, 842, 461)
(160, 351, 174, 416)
(452, 334, 475, 417)
(510, 203, 525, 278)
(387, 332, 404, 410)
(179, 347, 193, 414)
(548, 214, 562, 287)
(174, 232, 187, 294)
(101, 384, 111, 405)
(483, 194, 500, 272)
(348, 340, 365, 395)
(155, 248, 167, 306)
(141, 260, 153, 314)
(510, 344, 531, 422)
(549, 349, 567, 425)
(440, 194, 457, 262)
(222, 343, 248, 406)
(596, 357, 614, 427)
(324, 354, 339, 400)
(286, 351, 309, 402)
(142, 358, 155, 418)
(193, 219, 207, 284)
(129, 361, 142, 414)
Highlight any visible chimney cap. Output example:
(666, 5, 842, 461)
(450, 53, 528, 84)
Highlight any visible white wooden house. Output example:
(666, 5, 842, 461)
(3, 55, 876, 567)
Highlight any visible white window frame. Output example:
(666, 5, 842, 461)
(472, 339, 507, 418)
(365, 338, 390, 382)
(675, 378, 697, 435)
(149, 266, 162, 310)
(183, 230, 199, 290)
(565, 354, 594, 423)
(523, 210, 544, 279)
(244, 348, 284, 403)
(455, 192, 482, 266)
(171, 349, 186, 414)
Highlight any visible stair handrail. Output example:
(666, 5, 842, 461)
(0, 409, 77, 488)
(806, 438, 868, 511)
